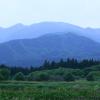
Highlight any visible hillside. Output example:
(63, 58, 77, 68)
(0, 33, 100, 66)
(0, 22, 100, 43)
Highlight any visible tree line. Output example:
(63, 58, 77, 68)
(0, 58, 100, 81)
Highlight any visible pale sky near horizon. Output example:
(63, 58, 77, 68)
(0, 0, 100, 28)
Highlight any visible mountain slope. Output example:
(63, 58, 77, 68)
(0, 33, 100, 66)
(0, 22, 100, 43)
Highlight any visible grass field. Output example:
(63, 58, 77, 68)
(0, 81, 100, 100)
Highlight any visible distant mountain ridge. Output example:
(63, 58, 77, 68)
(0, 33, 100, 66)
(0, 22, 100, 43)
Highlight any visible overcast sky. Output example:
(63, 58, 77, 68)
(0, 0, 100, 28)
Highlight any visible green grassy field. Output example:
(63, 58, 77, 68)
(0, 81, 100, 100)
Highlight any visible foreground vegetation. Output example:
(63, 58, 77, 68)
(0, 59, 100, 99)
(0, 58, 100, 81)
(0, 81, 100, 100)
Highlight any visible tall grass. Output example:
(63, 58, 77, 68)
(0, 81, 99, 100)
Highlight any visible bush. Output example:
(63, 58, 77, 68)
(36, 73, 50, 81)
(13, 72, 25, 81)
(50, 75, 64, 81)
(64, 73, 75, 82)
(27, 73, 36, 81)
(86, 73, 95, 81)
(0, 68, 10, 80)
(0, 74, 4, 81)
(27, 72, 50, 81)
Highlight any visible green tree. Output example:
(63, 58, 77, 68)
(42, 60, 50, 69)
(27, 73, 35, 81)
(0, 68, 10, 80)
(36, 73, 50, 81)
(14, 72, 25, 81)
(86, 73, 95, 81)
(0, 74, 4, 81)
(64, 73, 75, 82)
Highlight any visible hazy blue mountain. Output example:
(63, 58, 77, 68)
(0, 33, 100, 67)
(0, 24, 26, 42)
(0, 22, 100, 43)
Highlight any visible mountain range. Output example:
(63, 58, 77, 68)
(0, 22, 100, 66)
(0, 22, 100, 43)
(0, 32, 100, 66)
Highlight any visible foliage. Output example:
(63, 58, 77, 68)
(0, 74, 4, 81)
(13, 72, 25, 81)
(86, 73, 95, 81)
(35, 73, 50, 81)
(0, 59, 100, 81)
(64, 73, 75, 81)
(0, 68, 10, 80)
(0, 81, 99, 99)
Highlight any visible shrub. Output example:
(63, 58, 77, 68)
(64, 73, 75, 82)
(27, 73, 36, 81)
(36, 73, 50, 81)
(86, 73, 95, 81)
(13, 72, 25, 81)
(50, 75, 64, 81)
(0, 68, 10, 80)
(0, 74, 4, 81)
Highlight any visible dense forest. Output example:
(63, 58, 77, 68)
(0, 58, 100, 81)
